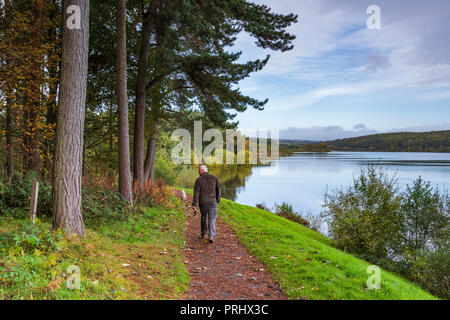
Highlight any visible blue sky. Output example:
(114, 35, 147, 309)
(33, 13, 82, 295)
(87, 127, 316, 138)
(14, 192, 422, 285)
(232, 0, 450, 140)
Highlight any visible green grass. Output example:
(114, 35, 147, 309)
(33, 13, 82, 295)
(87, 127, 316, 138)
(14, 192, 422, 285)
(217, 199, 437, 300)
(0, 197, 189, 300)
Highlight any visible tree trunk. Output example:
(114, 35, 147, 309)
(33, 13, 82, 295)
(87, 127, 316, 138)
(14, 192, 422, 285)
(116, 0, 133, 204)
(144, 122, 157, 181)
(133, 12, 152, 188)
(5, 100, 15, 177)
(52, 0, 89, 236)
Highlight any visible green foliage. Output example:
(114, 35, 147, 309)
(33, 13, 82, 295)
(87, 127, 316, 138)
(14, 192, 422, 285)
(420, 249, 450, 299)
(154, 148, 178, 186)
(311, 130, 450, 153)
(82, 187, 134, 227)
(323, 166, 402, 260)
(0, 220, 62, 256)
(0, 199, 189, 300)
(0, 171, 52, 218)
(0, 220, 62, 288)
(323, 167, 449, 298)
(274, 202, 310, 227)
(298, 143, 331, 152)
(399, 177, 448, 256)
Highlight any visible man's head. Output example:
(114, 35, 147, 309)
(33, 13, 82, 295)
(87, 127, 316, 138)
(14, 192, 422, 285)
(198, 164, 208, 175)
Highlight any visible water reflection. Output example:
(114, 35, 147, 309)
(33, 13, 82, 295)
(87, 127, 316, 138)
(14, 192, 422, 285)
(208, 152, 450, 215)
(174, 152, 450, 219)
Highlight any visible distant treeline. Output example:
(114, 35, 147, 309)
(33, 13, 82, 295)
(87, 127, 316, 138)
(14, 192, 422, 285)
(281, 130, 450, 153)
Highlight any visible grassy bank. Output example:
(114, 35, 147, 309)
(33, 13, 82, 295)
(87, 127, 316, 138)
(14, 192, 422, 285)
(0, 198, 189, 300)
(217, 198, 436, 300)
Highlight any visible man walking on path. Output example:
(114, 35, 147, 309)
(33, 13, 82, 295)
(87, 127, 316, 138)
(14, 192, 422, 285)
(192, 165, 221, 243)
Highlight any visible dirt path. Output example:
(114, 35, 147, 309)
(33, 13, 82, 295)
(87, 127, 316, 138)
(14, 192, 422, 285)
(172, 189, 286, 300)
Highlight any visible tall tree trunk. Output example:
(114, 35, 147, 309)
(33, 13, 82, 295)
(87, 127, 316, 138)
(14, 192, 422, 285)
(5, 100, 15, 177)
(116, 0, 133, 204)
(53, 0, 89, 236)
(133, 13, 152, 188)
(144, 122, 157, 181)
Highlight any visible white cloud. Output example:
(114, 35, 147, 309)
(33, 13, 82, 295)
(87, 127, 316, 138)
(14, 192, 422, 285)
(236, 0, 450, 110)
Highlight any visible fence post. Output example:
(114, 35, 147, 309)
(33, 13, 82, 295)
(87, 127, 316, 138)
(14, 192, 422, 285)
(29, 178, 39, 224)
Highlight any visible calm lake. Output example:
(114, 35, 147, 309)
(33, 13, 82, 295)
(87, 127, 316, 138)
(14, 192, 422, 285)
(209, 152, 450, 228)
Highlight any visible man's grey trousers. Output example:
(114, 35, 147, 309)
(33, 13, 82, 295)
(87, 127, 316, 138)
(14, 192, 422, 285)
(199, 203, 217, 239)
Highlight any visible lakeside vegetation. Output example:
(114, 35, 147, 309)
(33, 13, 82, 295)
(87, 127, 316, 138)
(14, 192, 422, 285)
(219, 198, 436, 300)
(281, 130, 450, 154)
(323, 167, 449, 299)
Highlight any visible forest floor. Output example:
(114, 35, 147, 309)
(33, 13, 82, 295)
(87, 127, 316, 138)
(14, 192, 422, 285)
(172, 189, 286, 300)
(0, 204, 189, 300)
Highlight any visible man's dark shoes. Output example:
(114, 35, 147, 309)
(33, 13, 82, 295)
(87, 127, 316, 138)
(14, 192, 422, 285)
(208, 238, 214, 243)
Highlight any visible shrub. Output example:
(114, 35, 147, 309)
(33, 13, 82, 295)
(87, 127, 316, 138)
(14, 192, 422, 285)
(255, 203, 270, 211)
(82, 188, 132, 225)
(322, 166, 402, 260)
(0, 171, 52, 218)
(0, 220, 62, 256)
(274, 202, 310, 227)
(323, 167, 450, 298)
(81, 174, 137, 226)
(420, 249, 450, 299)
(398, 177, 447, 259)
(154, 149, 178, 185)
(133, 178, 172, 208)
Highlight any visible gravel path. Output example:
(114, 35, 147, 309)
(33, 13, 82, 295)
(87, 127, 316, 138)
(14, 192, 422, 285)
(173, 189, 286, 300)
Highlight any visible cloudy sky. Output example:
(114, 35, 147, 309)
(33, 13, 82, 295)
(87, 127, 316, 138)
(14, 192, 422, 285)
(233, 0, 450, 141)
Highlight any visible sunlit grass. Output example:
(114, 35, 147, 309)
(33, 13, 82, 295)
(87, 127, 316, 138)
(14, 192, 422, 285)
(0, 198, 189, 300)
(218, 199, 437, 300)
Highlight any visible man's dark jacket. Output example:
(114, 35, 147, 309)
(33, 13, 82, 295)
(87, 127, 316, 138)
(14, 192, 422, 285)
(192, 172, 221, 206)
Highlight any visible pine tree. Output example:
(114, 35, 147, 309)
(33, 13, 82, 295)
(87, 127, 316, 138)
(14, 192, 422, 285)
(53, 0, 89, 236)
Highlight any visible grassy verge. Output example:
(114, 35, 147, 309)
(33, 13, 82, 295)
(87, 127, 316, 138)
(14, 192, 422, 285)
(0, 197, 189, 300)
(217, 199, 436, 300)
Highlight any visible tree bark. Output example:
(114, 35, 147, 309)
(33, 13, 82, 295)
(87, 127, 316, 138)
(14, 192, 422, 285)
(116, 0, 133, 204)
(5, 100, 15, 177)
(133, 12, 152, 188)
(144, 122, 157, 181)
(52, 0, 89, 236)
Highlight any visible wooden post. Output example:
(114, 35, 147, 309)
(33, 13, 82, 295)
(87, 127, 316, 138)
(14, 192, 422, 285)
(29, 179, 39, 224)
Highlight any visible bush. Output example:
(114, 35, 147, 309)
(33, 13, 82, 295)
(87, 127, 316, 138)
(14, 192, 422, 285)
(421, 249, 450, 299)
(133, 178, 172, 208)
(81, 174, 137, 227)
(154, 149, 178, 185)
(323, 166, 402, 260)
(0, 171, 52, 218)
(82, 188, 133, 225)
(0, 220, 62, 256)
(398, 177, 447, 259)
(255, 203, 270, 211)
(274, 202, 310, 227)
(323, 166, 450, 298)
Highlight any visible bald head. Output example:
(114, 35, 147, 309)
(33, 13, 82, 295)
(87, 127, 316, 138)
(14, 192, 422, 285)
(198, 164, 208, 175)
